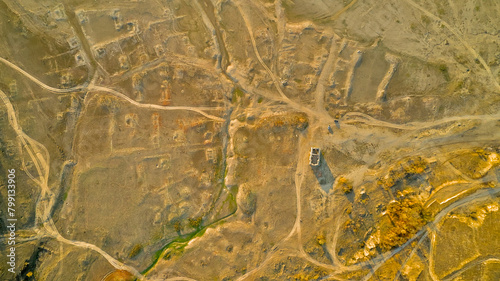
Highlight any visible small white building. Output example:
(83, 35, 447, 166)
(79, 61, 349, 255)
(309, 147, 320, 166)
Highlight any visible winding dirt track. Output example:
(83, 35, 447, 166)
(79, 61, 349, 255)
(0, 88, 146, 280)
(0, 57, 225, 122)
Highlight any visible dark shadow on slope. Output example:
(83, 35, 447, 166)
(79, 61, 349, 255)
(311, 153, 335, 193)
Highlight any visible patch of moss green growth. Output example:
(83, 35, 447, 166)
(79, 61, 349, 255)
(439, 64, 450, 81)
(162, 241, 188, 260)
(421, 15, 431, 25)
(450, 79, 464, 91)
(213, 189, 238, 219)
(236, 114, 246, 122)
(231, 87, 244, 103)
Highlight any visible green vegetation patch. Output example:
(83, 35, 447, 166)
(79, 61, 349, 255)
(231, 87, 245, 104)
